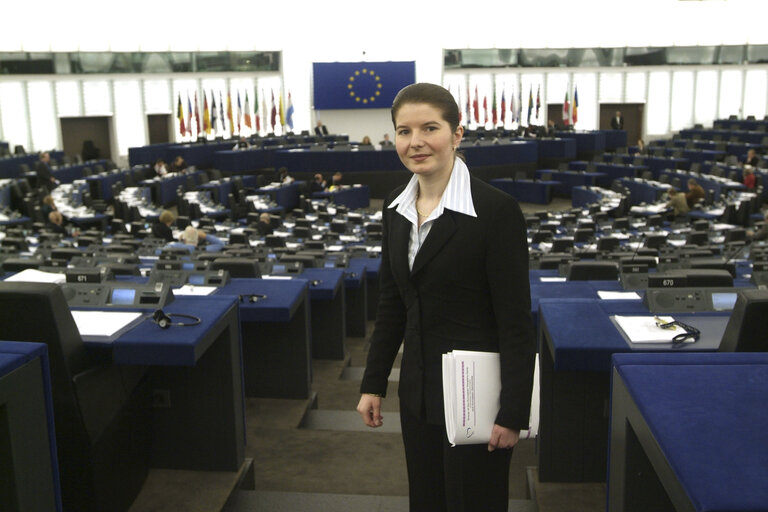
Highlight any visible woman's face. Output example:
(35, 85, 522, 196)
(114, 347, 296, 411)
(394, 103, 462, 179)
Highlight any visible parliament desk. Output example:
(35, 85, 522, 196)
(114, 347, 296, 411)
(535, 170, 605, 197)
(537, 298, 729, 483)
(555, 131, 606, 158)
(592, 163, 647, 186)
(529, 279, 624, 327)
(51, 160, 108, 185)
(489, 178, 556, 205)
(608, 353, 768, 512)
(535, 138, 577, 161)
(83, 296, 245, 472)
(658, 170, 745, 202)
(571, 186, 604, 208)
(300, 268, 346, 360)
(0, 341, 61, 512)
(350, 255, 381, 321)
(680, 128, 767, 145)
(198, 175, 261, 208)
(0, 151, 65, 179)
(312, 185, 370, 210)
(165, 142, 234, 169)
(255, 182, 301, 211)
(714, 118, 768, 132)
(129, 143, 178, 167)
(140, 171, 203, 206)
(86, 168, 136, 201)
(344, 260, 368, 338)
(618, 178, 668, 205)
(213, 278, 312, 400)
(214, 145, 300, 173)
(601, 130, 628, 151)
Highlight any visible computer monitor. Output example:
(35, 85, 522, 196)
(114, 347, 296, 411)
(718, 289, 768, 352)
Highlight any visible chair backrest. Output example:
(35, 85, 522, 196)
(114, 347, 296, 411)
(718, 289, 768, 352)
(210, 257, 261, 278)
(567, 260, 620, 281)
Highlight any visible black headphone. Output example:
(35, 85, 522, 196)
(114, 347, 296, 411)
(238, 294, 268, 303)
(152, 309, 202, 329)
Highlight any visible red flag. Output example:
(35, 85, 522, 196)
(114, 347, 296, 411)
(572, 86, 579, 125)
(500, 90, 506, 125)
(562, 91, 570, 126)
(492, 94, 498, 126)
(473, 86, 479, 124)
(244, 92, 252, 129)
(482, 96, 488, 126)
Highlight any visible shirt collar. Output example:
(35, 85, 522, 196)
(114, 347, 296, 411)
(389, 157, 477, 224)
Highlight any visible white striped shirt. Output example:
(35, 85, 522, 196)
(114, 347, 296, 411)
(389, 157, 477, 270)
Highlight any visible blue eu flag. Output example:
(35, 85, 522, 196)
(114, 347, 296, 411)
(313, 61, 415, 110)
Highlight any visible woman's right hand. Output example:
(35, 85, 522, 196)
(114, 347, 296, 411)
(357, 394, 383, 427)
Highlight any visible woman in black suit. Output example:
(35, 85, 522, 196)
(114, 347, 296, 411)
(357, 83, 535, 512)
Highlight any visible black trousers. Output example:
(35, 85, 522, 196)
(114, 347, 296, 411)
(400, 409, 513, 512)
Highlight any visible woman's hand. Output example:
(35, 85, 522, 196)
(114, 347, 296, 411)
(487, 424, 520, 452)
(357, 394, 383, 427)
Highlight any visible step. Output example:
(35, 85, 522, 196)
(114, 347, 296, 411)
(300, 408, 402, 434)
(341, 365, 400, 381)
(226, 490, 538, 512)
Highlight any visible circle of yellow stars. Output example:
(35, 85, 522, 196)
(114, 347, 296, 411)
(348, 68, 383, 104)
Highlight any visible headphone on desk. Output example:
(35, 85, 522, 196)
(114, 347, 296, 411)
(152, 309, 202, 329)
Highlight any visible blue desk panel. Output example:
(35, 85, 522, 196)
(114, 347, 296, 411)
(610, 353, 768, 512)
(490, 178, 553, 205)
(313, 185, 370, 209)
(555, 131, 606, 154)
(536, 138, 577, 160)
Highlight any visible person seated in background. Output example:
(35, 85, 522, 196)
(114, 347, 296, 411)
(546, 120, 556, 136)
(636, 139, 646, 154)
(35, 151, 58, 192)
(233, 137, 250, 150)
(685, 178, 706, 208)
(745, 148, 759, 167)
(314, 120, 329, 136)
(153, 159, 168, 178)
(743, 167, 756, 189)
(379, 133, 393, 146)
(278, 167, 294, 184)
(666, 188, 690, 216)
(328, 171, 343, 190)
(41, 194, 57, 218)
(254, 212, 274, 236)
(360, 136, 372, 146)
(747, 211, 768, 241)
(81, 140, 100, 161)
(151, 210, 175, 242)
(168, 155, 187, 173)
(46, 211, 67, 235)
(309, 173, 327, 193)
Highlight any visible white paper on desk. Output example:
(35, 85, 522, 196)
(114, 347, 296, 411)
(173, 285, 216, 296)
(327, 245, 344, 252)
(668, 239, 687, 247)
(262, 275, 293, 280)
(442, 350, 500, 446)
(539, 277, 567, 282)
(4, 268, 65, 284)
(71, 310, 143, 342)
(367, 246, 382, 253)
(613, 315, 678, 343)
(598, 291, 641, 300)
(339, 235, 360, 242)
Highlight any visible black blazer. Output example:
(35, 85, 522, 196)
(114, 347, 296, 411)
(361, 176, 536, 429)
(611, 116, 624, 130)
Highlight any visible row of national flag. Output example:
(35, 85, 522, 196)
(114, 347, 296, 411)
(176, 89, 295, 138)
(451, 84, 579, 128)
